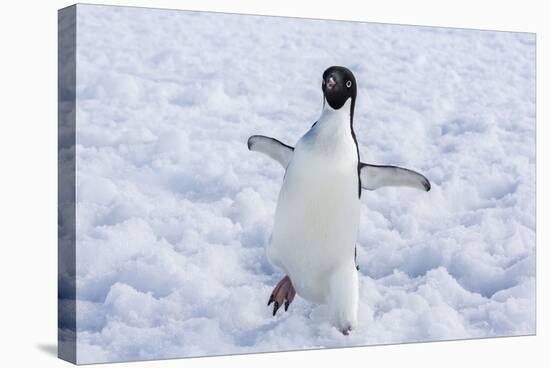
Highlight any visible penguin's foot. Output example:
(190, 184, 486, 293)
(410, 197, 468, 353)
(267, 275, 295, 316)
(341, 325, 352, 336)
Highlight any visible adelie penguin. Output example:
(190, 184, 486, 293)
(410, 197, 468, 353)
(248, 66, 431, 335)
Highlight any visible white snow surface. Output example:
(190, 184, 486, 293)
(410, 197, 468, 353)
(72, 4, 536, 364)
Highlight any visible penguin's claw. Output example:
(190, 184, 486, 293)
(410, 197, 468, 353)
(269, 275, 296, 317)
(272, 302, 280, 316)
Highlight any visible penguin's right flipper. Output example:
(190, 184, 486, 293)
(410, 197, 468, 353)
(360, 163, 431, 191)
(247, 135, 294, 169)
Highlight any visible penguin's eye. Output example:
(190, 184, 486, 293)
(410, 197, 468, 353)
(346, 80, 352, 88)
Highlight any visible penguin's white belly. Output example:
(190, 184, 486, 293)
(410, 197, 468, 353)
(267, 139, 360, 304)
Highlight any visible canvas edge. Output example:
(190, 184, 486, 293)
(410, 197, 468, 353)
(58, 4, 78, 365)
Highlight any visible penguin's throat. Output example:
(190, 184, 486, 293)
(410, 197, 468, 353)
(309, 98, 353, 143)
(320, 97, 352, 125)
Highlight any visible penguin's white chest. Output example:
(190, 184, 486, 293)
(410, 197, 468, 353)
(267, 100, 360, 303)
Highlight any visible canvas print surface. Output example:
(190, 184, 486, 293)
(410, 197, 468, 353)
(58, 4, 536, 364)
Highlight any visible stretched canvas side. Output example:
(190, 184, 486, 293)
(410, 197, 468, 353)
(58, 4, 77, 365)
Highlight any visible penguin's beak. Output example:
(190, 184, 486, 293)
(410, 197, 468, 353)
(326, 76, 337, 90)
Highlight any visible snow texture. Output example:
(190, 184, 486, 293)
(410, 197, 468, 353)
(72, 4, 535, 364)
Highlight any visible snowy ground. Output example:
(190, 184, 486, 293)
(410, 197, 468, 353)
(70, 4, 535, 364)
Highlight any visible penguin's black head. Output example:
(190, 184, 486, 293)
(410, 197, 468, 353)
(322, 66, 357, 110)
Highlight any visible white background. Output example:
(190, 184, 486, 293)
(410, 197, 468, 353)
(0, 0, 546, 367)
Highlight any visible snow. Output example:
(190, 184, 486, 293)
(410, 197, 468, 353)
(69, 4, 535, 364)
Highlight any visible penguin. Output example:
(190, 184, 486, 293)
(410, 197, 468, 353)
(247, 66, 430, 335)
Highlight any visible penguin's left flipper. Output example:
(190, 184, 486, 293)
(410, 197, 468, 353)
(247, 135, 294, 169)
(360, 163, 431, 191)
